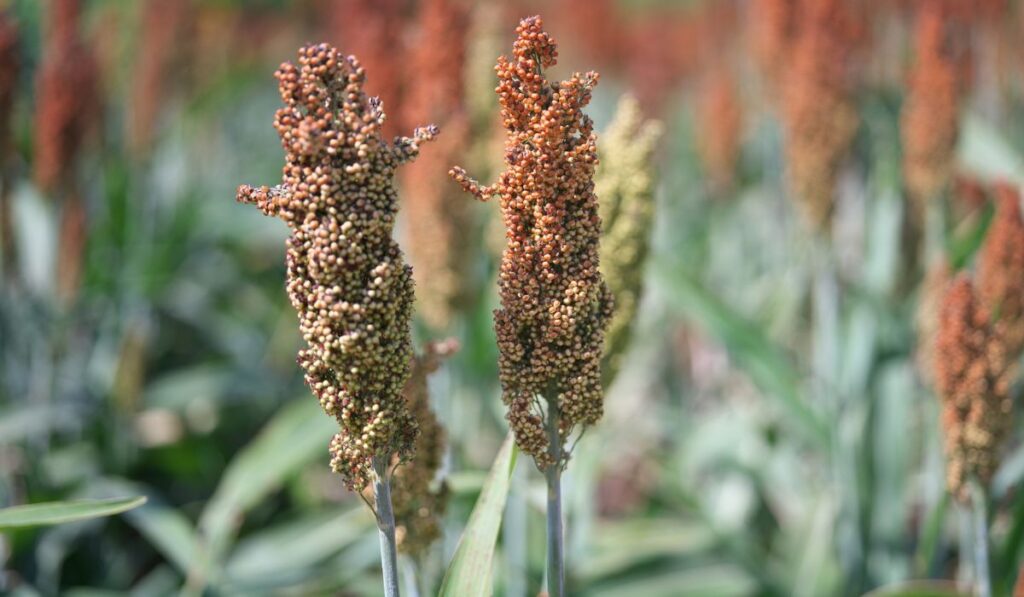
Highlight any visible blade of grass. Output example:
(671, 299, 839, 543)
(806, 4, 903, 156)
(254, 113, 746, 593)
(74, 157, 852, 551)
(439, 433, 518, 597)
(0, 496, 146, 529)
(184, 397, 337, 594)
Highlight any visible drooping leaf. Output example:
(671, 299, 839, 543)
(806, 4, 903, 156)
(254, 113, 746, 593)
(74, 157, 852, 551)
(439, 433, 518, 597)
(0, 496, 146, 529)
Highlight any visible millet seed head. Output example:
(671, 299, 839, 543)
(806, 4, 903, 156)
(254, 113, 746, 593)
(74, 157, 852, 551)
(596, 94, 663, 388)
(449, 16, 613, 470)
(391, 338, 458, 558)
(934, 275, 1014, 501)
(977, 184, 1024, 356)
(237, 43, 437, 491)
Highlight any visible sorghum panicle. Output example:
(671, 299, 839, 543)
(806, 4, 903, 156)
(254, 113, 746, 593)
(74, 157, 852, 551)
(782, 0, 863, 230)
(626, 13, 699, 114)
(34, 0, 99, 194)
(0, 10, 16, 152)
(934, 275, 1014, 501)
(555, 0, 624, 71)
(391, 338, 458, 557)
(596, 95, 663, 387)
(696, 72, 742, 194)
(327, 0, 408, 139)
(450, 16, 613, 469)
(129, 0, 193, 153)
(0, 10, 19, 274)
(749, 0, 797, 97)
(977, 184, 1024, 356)
(400, 0, 474, 331)
(900, 3, 962, 209)
(237, 43, 438, 491)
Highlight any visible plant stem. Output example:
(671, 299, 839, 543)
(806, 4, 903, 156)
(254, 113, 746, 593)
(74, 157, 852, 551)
(544, 397, 564, 597)
(373, 455, 401, 597)
(969, 479, 991, 597)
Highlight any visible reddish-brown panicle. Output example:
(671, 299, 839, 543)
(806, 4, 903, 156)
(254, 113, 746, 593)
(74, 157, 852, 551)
(934, 275, 1014, 500)
(901, 3, 963, 209)
(977, 184, 1024, 355)
(327, 0, 410, 139)
(400, 0, 475, 331)
(749, 0, 798, 95)
(237, 43, 437, 491)
(33, 0, 99, 194)
(449, 16, 613, 469)
(696, 71, 743, 194)
(0, 10, 19, 276)
(128, 0, 193, 154)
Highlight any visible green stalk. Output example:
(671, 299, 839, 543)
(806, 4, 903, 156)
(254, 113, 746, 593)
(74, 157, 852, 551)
(544, 397, 565, 597)
(969, 479, 991, 597)
(373, 455, 401, 597)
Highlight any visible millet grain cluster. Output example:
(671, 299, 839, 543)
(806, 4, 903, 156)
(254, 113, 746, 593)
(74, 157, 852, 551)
(238, 43, 437, 491)
(451, 17, 613, 469)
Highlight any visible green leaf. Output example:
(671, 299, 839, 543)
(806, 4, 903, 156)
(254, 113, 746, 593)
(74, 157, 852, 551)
(225, 507, 374, 587)
(439, 433, 518, 597)
(0, 496, 147, 529)
(185, 398, 337, 593)
(583, 564, 754, 597)
(958, 113, 1024, 186)
(124, 503, 198, 574)
(651, 258, 830, 448)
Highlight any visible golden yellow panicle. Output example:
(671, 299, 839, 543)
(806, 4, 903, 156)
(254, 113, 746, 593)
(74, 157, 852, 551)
(596, 95, 663, 387)
(238, 44, 437, 491)
(450, 16, 613, 469)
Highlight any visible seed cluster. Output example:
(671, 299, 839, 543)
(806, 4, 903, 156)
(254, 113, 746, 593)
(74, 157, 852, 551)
(391, 338, 457, 558)
(0, 10, 17, 275)
(696, 72, 742, 194)
(129, 0, 192, 153)
(977, 184, 1024, 356)
(327, 0, 408, 139)
(450, 16, 613, 469)
(237, 43, 437, 491)
(750, 0, 797, 96)
(782, 0, 863, 230)
(34, 0, 99, 194)
(901, 4, 962, 209)
(400, 0, 475, 331)
(0, 10, 16, 150)
(596, 95, 662, 388)
(934, 276, 1014, 501)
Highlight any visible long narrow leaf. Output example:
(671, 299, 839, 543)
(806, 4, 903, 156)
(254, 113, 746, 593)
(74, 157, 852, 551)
(0, 496, 146, 529)
(439, 433, 518, 597)
(185, 398, 336, 593)
(651, 258, 830, 448)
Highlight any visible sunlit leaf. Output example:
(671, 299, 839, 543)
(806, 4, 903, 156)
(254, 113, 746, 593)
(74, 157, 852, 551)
(0, 497, 146, 529)
(439, 433, 518, 597)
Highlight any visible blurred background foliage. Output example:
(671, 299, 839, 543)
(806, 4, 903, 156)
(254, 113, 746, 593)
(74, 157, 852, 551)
(1, 0, 1024, 595)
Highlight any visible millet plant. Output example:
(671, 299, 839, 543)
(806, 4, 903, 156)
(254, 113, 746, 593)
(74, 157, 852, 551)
(236, 43, 438, 597)
(451, 16, 612, 596)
